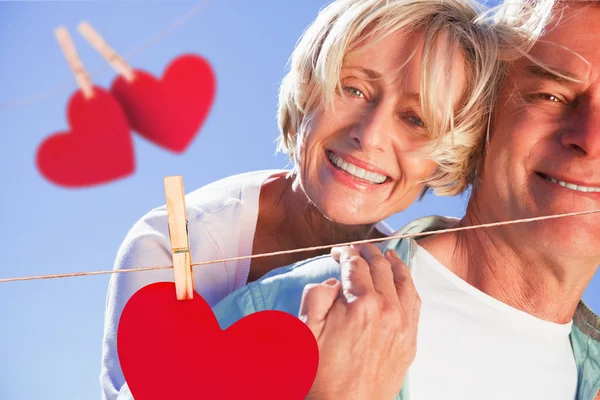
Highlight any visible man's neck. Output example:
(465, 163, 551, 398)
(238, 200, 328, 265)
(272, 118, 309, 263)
(417, 206, 597, 324)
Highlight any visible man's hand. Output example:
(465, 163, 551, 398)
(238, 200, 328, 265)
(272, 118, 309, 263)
(299, 243, 421, 400)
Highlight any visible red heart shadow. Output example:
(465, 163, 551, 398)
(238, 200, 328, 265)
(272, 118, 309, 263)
(111, 54, 216, 154)
(118, 282, 319, 400)
(36, 87, 134, 188)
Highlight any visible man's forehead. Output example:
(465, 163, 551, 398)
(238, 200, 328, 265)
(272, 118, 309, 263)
(521, 42, 593, 83)
(543, 2, 600, 40)
(515, 2, 600, 82)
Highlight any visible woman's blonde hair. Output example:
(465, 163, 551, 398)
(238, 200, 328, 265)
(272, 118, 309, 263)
(276, 0, 531, 196)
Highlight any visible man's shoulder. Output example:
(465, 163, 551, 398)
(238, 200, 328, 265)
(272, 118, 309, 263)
(213, 255, 342, 329)
(249, 215, 459, 302)
(381, 215, 459, 252)
(571, 301, 600, 400)
(212, 214, 460, 330)
(258, 254, 343, 297)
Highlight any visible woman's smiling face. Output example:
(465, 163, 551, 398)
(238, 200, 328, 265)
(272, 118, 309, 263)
(295, 29, 467, 225)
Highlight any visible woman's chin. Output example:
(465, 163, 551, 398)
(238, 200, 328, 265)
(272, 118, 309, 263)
(303, 182, 390, 225)
(315, 201, 382, 226)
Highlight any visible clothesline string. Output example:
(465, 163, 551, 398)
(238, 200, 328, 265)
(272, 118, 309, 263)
(0, 0, 212, 111)
(1, 208, 598, 283)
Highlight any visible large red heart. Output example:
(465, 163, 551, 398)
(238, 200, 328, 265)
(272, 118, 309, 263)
(36, 87, 134, 188)
(118, 282, 319, 400)
(111, 54, 216, 153)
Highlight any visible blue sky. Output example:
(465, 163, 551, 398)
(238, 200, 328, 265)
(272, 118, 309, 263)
(0, 1, 598, 399)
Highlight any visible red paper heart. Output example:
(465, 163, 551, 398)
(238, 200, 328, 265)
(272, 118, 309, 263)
(36, 87, 134, 188)
(111, 54, 216, 153)
(118, 282, 319, 400)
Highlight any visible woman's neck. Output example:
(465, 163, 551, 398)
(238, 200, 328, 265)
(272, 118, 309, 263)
(249, 173, 385, 282)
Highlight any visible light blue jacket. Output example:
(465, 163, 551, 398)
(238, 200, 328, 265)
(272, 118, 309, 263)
(212, 216, 600, 400)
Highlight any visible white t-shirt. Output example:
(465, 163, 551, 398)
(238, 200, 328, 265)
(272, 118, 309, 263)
(408, 242, 578, 400)
(100, 169, 394, 400)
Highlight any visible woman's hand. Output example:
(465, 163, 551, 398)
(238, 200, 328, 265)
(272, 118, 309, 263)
(299, 243, 421, 400)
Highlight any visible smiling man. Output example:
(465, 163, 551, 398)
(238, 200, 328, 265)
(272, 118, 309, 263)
(212, 1, 600, 399)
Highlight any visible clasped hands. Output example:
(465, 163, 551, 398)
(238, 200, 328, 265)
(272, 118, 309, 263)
(299, 243, 421, 400)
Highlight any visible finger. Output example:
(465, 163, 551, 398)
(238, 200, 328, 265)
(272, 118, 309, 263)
(356, 243, 397, 301)
(413, 292, 422, 325)
(299, 278, 342, 338)
(331, 246, 343, 262)
(337, 246, 375, 300)
(387, 249, 418, 309)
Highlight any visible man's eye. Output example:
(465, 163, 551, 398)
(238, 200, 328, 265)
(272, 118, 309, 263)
(538, 93, 562, 103)
(344, 86, 365, 98)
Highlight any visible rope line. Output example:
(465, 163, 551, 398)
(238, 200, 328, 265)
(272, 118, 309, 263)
(0, 0, 212, 111)
(1, 208, 598, 283)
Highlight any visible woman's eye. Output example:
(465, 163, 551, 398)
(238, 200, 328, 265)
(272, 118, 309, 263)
(344, 86, 365, 98)
(406, 114, 425, 128)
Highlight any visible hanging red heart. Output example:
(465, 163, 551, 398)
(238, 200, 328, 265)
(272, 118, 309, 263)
(111, 54, 216, 153)
(36, 87, 134, 188)
(117, 282, 319, 400)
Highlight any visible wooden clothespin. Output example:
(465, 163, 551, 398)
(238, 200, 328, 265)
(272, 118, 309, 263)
(77, 21, 135, 83)
(55, 26, 94, 99)
(164, 176, 195, 300)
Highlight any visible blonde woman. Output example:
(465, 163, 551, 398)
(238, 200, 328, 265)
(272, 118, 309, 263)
(101, 0, 523, 398)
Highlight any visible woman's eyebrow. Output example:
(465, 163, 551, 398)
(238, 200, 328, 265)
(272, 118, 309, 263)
(405, 92, 420, 103)
(344, 66, 382, 80)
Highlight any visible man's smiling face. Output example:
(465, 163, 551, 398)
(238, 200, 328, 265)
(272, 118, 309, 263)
(474, 2, 600, 257)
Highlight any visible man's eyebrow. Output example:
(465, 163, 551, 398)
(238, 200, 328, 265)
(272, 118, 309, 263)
(524, 65, 580, 83)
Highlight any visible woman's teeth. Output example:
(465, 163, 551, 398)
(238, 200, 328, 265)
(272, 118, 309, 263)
(328, 152, 387, 184)
(544, 175, 600, 193)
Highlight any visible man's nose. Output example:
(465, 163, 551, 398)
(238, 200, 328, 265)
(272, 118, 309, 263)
(561, 99, 600, 158)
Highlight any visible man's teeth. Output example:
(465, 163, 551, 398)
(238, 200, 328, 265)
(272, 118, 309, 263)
(328, 152, 387, 184)
(545, 175, 600, 193)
